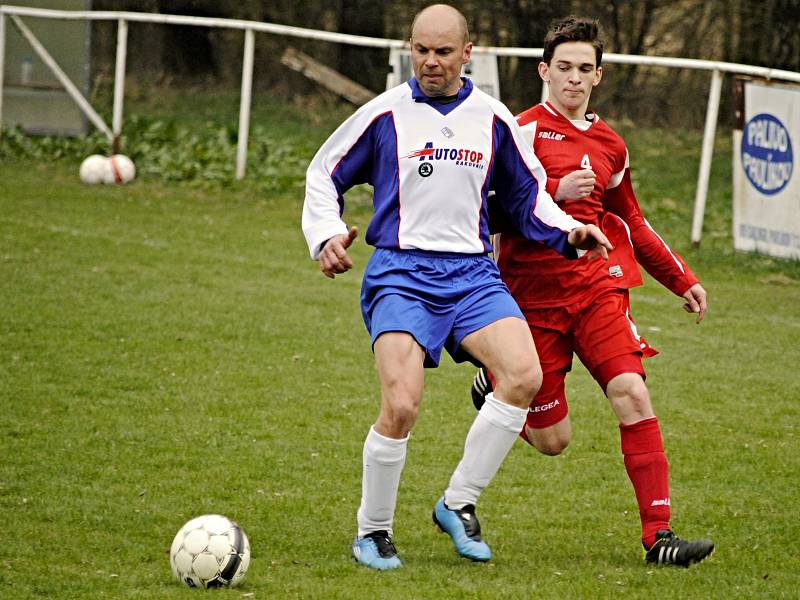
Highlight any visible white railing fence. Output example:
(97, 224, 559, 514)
(2, 4, 799, 244)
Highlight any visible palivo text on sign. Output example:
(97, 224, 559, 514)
(741, 113, 793, 195)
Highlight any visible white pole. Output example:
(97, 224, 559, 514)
(112, 18, 128, 152)
(0, 14, 5, 136)
(236, 27, 254, 180)
(691, 68, 723, 246)
(9, 15, 113, 140)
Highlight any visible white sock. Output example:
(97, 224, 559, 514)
(444, 393, 527, 509)
(357, 426, 408, 537)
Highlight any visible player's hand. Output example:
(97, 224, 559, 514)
(555, 169, 596, 201)
(567, 224, 613, 260)
(319, 226, 358, 278)
(682, 283, 707, 324)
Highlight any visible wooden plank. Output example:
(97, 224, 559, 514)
(281, 46, 376, 106)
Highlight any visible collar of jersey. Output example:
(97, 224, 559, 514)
(409, 77, 473, 115)
(544, 100, 600, 131)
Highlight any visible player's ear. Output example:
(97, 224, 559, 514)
(538, 61, 549, 82)
(462, 41, 473, 64)
(593, 65, 603, 86)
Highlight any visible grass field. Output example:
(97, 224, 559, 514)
(2, 93, 800, 598)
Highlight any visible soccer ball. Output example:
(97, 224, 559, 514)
(79, 154, 110, 184)
(104, 154, 136, 184)
(169, 514, 251, 588)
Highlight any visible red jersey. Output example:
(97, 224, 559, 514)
(493, 102, 698, 309)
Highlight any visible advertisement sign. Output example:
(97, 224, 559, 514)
(733, 81, 800, 258)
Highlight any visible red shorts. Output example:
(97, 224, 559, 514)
(524, 288, 657, 429)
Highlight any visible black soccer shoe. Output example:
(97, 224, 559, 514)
(471, 366, 492, 411)
(644, 529, 715, 567)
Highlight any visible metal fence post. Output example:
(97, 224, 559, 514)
(236, 27, 255, 180)
(0, 13, 6, 136)
(112, 18, 128, 154)
(691, 68, 723, 246)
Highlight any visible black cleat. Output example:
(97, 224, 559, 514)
(471, 367, 492, 411)
(644, 529, 715, 567)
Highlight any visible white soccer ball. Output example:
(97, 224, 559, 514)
(169, 514, 251, 588)
(79, 154, 110, 184)
(104, 154, 136, 184)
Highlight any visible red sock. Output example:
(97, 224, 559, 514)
(619, 417, 671, 548)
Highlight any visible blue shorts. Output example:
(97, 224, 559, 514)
(360, 248, 524, 368)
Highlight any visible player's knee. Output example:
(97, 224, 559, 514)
(377, 395, 420, 437)
(629, 384, 651, 412)
(498, 362, 542, 408)
(529, 424, 571, 456)
(390, 400, 419, 429)
(519, 365, 543, 399)
(607, 373, 653, 421)
(505, 362, 542, 396)
(535, 437, 569, 456)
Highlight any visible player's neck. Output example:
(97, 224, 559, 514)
(547, 98, 591, 121)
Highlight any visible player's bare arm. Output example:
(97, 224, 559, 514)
(555, 169, 596, 200)
(681, 282, 707, 324)
(319, 226, 358, 278)
(568, 224, 612, 260)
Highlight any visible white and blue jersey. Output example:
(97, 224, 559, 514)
(302, 77, 585, 366)
(302, 77, 583, 259)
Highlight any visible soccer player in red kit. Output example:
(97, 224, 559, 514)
(471, 16, 715, 567)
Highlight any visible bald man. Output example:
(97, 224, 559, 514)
(303, 3, 611, 570)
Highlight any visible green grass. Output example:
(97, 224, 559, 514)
(2, 97, 800, 598)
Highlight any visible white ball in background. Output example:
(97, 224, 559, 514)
(105, 154, 136, 184)
(79, 154, 111, 185)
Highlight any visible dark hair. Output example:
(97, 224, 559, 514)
(542, 16, 604, 66)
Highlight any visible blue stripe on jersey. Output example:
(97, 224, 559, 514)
(330, 111, 394, 216)
(489, 117, 577, 259)
(364, 113, 401, 248)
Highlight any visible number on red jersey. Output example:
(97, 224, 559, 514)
(580, 153, 592, 169)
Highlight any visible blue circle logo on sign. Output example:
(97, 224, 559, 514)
(741, 113, 793, 195)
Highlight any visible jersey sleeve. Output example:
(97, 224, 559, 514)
(302, 105, 390, 259)
(545, 177, 561, 198)
(516, 115, 561, 198)
(603, 150, 699, 296)
(489, 114, 583, 259)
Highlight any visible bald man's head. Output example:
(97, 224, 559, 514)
(411, 4, 469, 45)
(409, 4, 472, 97)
